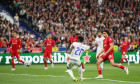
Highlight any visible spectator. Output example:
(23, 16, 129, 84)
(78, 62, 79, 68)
(14, 13, 19, 26)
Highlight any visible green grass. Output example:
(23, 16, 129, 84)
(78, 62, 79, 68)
(0, 63, 140, 84)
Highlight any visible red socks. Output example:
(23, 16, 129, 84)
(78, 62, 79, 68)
(50, 60, 53, 64)
(124, 58, 128, 62)
(81, 62, 85, 69)
(119, 65, 125, 69)
(19, 60, 24, 64)
(11, 61, 15, 68)
(120, 58, 124, 64)
(121, 58, 128, 64)
(98, 69, 102, 75)
(44, 60, 47, 67)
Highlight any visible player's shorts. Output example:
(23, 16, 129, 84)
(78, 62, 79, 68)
(11, 50, 20, 58)
(43, 52, 52, 58)
(96, 48, 103, 57)
(121, 51, 127, 55)
(100, 53, 114, 61)
(67, 59, 81, 69)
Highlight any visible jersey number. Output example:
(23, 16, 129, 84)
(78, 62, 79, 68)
(75, 47, 84, 56)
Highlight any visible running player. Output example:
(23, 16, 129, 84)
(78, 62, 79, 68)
(6, 32, 25, 70)
(66, 31, 85, 71)
(96, 30, 129, 78)
(94, 31, 105, 70)
(120, 36, 132, 65)
(42, 34, 55, 70)
(66, 36, 95, 81)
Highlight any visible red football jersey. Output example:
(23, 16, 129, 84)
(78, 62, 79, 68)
(121, 41, 130, 51)
(103, 36, 114, 54)
(6, 38, 21, 51)
(69, 36, 78, 44)
(0, 41, 3, 48)
(44, 39, 55, 52)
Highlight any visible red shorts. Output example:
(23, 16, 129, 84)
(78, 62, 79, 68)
(43, 52, 52, 58)
(100, 53, 114, 61)
(121, 51, 127, 55)
(11, 50, 20, 58)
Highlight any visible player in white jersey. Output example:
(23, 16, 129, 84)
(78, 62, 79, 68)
(94, 31, 105, 70)
(66, 36, 95, 82)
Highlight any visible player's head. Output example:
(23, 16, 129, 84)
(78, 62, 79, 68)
(47, 34, 52, 39)
(97, 31, 102, 37)
(78, 36, 84, 42)
(124, 36, 128, 41)
(103, 30, 109, 38)
(72, 31, 76, 37)
(13, 32, 17, 38)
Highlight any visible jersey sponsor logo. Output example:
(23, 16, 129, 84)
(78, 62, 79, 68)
(109, 55, 112, 59)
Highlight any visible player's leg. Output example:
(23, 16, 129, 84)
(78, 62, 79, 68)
(121, 51, 129, 65)
(77, 61, 85, 81)
(110, 59, 129, 75)
(66, 60, 78, 82)
(96, 50, 104, 70)
(100, 62, 104, 70)
(11, 56, 15, 70)
(48, 53, 54, 68)
(81, 62, 85, 71)
(43, 52, 48, 69)
(44, 57, 47, 69)
(16, 52, 24, 64)
(95, 57, 104, 78)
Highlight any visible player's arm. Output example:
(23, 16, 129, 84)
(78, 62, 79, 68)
(6, 39, 12, 45)
(67, 45, 74, 62)
(105, 43, 114, 55)
(128, 43, 132, 51)
(66, 42, 71, 53)
(96, 48, 104, 59)
(89, 45, 96, 49)
(40, 40, 46, 46)
(17, 39, 21, 52)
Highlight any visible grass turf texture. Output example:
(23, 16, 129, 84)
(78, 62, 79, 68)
(0, 63, 140, 84)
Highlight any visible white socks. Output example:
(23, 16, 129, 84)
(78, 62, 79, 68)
(67, 69, 75, 79)
(79, 66, 83, 79)
(100, 62, 104, 69)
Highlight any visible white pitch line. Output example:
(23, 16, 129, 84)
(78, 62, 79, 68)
(0, 73, 140, 83)
(0, 73, 65, 78)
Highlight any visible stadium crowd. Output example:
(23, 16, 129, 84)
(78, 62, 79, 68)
(0, 15, 44, 51)
(0, 0, 139, 52)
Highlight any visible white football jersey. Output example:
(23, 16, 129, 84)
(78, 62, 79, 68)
(70, 42, 90, 60)
(95, 35, 105, 49)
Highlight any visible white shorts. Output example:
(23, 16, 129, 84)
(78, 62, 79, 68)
(96, 48, 103, 57)
(67, 59, 81, 69)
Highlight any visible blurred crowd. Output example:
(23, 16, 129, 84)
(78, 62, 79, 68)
(0, 0, 140, 52)
(0, 15, 44, 52)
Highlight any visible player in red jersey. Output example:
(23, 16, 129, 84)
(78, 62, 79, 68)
(43, 34, 55, 70)
(66, 32, 85, 71)
(120, 36, 132, 65)
(95, 30, 129, 78)
(6, 32, 24, 71)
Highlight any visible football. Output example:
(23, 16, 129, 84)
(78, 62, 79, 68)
(25, 60, 32, 67)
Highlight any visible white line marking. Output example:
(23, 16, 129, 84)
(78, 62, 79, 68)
(0, 73, 65, 77)
(0, 73, 140, 83)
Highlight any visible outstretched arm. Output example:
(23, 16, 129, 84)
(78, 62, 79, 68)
(66, 42, 71, 53)
(67, 45, 74, 62)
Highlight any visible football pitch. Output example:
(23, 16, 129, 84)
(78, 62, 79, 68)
(0, 63, 140, 84)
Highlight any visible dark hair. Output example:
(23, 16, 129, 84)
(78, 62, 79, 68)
(103, 30, 109, 35)
(97, 30, 102, 33)
(78, 36, 84, 42)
